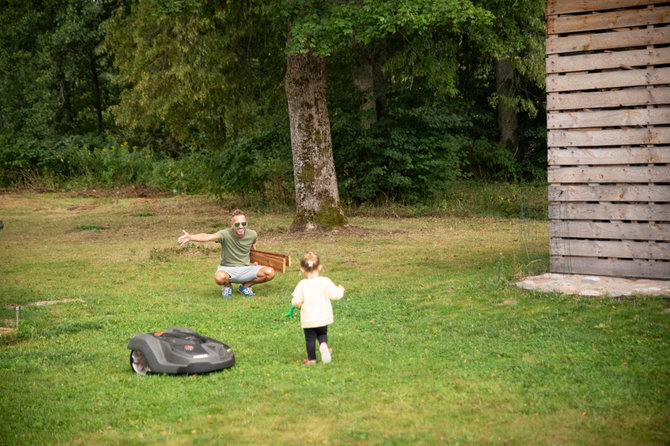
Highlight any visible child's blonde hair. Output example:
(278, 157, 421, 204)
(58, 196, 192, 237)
(300, 252, 321, 273)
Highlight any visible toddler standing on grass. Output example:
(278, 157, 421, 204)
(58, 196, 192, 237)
(291, 252, 345, 365)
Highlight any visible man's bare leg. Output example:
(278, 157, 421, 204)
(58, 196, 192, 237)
(243, 266, 275, 288)
(215, 270, 231, 286)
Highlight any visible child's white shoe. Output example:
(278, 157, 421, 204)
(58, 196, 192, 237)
(319, 343, 331, 363)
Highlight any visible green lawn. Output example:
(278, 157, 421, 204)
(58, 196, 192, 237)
(0, 192, 668, 445)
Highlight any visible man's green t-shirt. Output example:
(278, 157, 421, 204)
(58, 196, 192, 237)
(216, 228, 258, 266)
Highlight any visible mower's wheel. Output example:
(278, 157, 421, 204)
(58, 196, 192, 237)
(130, 350, 151, 375)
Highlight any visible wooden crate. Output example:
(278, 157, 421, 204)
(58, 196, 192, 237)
(250, 250, 291, 273)
(546, 0, 670, 279)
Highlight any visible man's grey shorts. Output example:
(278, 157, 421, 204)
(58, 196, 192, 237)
(217, 265, 263, 283)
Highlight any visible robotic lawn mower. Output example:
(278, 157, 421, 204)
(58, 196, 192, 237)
(128, 326, 235, 375)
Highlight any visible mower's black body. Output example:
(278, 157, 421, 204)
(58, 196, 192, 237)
(128, 326, 235, 375)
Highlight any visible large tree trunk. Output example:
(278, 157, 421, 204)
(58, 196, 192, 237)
(352, 41, 387, 129)
(373, 39, 388, 119)
(57, 69, 73, 128)
(285, 52, 346, 230)
(495, 58, 518, 152)
(352, 48, 376, 129)
(89, 51, 103, 134)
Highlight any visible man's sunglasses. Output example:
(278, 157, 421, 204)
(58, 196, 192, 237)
(234, 222, 247, 227)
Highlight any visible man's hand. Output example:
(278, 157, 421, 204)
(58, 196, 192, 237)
(178, 230, 191, 246)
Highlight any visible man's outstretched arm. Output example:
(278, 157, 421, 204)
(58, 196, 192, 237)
(178, 230, 219, 245)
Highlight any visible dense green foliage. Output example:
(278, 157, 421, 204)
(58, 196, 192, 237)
(0, 0, 547, 203)
(334, 104, 468, 203)
(0, 0, 117, 137)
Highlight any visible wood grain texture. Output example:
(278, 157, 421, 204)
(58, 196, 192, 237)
(547, 108, 670, 129)
(548, 185, 670, 202)
(550, 220, 670, 240)
(548, 166, 670, 183)
(550, 256, 670, 279)
(549, 203, 670, 221)
(250, 250, 291, 273)
(548, 147, 670, 165)
(547, 68, 670, 93)
(546, 27, 670, 54)
(547, 87, 670, 111)
(548, 128, 670, 147)
(547, 0, 670, 16)
(550, 238, 670, 259)
(547, 48, 670, 74)
(547, 6, 670, 34)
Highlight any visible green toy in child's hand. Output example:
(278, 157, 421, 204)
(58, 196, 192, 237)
(284, 304, 295, 317)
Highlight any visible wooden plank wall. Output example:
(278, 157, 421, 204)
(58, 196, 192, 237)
(546, 0, 670, 279)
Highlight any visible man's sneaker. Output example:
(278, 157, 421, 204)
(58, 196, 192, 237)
(222, 285, 233, 299)
(319, 343, 331, 363)
(238, 285, 256, 297)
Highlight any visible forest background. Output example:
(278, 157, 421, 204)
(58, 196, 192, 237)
(0, 0, 547, 214)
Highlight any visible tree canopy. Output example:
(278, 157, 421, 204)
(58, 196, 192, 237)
(0, 0, 547, 207)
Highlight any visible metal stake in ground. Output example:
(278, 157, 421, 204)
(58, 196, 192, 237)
(15, 306, 20, 330)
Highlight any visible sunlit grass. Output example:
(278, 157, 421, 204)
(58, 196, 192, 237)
(0, 192, 667, 445)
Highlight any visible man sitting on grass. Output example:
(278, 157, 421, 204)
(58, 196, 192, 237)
(178, 209, 275, 298)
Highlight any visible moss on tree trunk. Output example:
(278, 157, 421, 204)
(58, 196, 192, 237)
(285, 52, 346, 230)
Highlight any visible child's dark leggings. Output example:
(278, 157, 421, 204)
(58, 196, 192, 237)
(303, 326, 328, 361)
